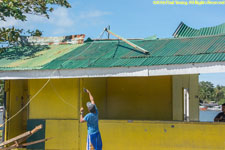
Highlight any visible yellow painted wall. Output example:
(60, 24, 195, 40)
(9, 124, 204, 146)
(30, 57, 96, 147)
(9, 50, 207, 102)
(26, 76, 171, 149)
(81, 76, 172, 120)
(106, 76, 172, 120)
(5, 80, 28, 140)
(172, 75, 199, 121)
(189, 75, 199, 121)
(80, 123, 87, 150)
(81, 78, 107, 119)
(28, 79, 79, 119)
(45, 120, 79, 150)
(4, 75, 201, 149)
(27, 75, 185, 121)
(28, 79, 80, 149)
(81, 120, 225, 150)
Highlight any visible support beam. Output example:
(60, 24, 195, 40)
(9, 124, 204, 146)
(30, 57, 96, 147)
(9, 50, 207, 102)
(105, 28, 149, 54)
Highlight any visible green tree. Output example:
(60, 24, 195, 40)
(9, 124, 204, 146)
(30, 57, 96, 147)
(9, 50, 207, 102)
(214, 85, 225, 102)
(199, 81, 215, 103)
(218, 98, 225, 105)
(199, 81, 225, 104)
(0, 0, 71, 49)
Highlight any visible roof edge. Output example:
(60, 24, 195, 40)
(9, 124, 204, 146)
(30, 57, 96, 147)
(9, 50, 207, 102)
(1, 61, 225, 79)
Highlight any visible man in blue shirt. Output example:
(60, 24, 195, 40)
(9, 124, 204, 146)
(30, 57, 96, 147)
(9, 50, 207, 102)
(214, 103, 225, 122)
(80, 89, 102, 150)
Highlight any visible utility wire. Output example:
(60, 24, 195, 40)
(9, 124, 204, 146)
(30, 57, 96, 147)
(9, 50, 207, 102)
(50, 30, 105, 109)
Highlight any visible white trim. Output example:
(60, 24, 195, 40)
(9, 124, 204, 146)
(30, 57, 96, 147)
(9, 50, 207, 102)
(184, 88, 190, 122)
(0, 62, 225, 79)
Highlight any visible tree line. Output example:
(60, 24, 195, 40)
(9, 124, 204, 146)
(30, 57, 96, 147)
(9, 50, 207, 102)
(199, 81, 225, 105)
(0, 0, 71, 104)
(0, 0, 71, 51)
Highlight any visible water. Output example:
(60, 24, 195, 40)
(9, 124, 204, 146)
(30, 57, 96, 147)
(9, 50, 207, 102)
(199, 110, 221, 122)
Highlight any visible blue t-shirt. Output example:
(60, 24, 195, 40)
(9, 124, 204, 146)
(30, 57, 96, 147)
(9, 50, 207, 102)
(84, 105, 99, 135)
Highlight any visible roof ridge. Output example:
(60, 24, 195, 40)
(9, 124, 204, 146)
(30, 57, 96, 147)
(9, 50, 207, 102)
(173, 22, 225, 38)
(84, 33, 225, 43)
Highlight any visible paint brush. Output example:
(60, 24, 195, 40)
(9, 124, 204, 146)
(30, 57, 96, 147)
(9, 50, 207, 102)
(83, 88, 87, 93)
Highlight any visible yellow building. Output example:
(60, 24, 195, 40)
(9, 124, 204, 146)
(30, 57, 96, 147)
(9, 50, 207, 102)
(0, 23, 225, 149)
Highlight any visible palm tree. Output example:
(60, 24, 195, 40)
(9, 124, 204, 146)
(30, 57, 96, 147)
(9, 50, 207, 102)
(214, 85, 225, 103)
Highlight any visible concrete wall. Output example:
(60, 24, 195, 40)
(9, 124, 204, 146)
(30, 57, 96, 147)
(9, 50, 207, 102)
(5, 80, 28, 140)
(4, 75, 203, 150)
(30, 76, 172, 149)
(45, 120, 79, 149)
(106, 77, 172, 120)
(81, 76, 172, 120)
(81, 120, 225, 150)
(28, 79, 79, 119)
(81, 78, 107, 119)
(28, 79, 80, 149)
(172, 75, 199, 121)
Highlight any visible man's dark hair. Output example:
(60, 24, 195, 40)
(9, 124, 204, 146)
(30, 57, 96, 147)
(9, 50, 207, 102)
(90, 106, 96, 113)
(222, 103, 225, 107)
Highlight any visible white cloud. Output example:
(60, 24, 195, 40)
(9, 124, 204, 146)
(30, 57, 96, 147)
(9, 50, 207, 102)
(49, 7, 74, 27)
(52, 28, 67, 35)
(1, 7, 75, 27)
(79, 10, 111, 19)
(0, 8, 111, 36)
(0, 14, 47, 28)
(0, 17, 19, 28)
(27, 14, 46, 23)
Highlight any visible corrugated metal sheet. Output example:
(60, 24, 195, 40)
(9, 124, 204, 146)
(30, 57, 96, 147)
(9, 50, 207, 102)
(0, 44, 82, 70)
(0, 34, 225, 71)
(43, 34, 225, 70)
(173, 22, 225, 38)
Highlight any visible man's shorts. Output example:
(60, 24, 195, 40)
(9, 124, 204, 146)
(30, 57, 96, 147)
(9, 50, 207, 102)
(87, 132, 102, 150)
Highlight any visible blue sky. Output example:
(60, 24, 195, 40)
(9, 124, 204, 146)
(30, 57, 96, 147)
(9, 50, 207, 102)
(199, 73, 225, 86)
(1, 0, 225, 85)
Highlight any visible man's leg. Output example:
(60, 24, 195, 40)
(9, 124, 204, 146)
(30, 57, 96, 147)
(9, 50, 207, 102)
(90, 132, 102, 150)
(87, 134, 95, 150)
(96, 132, 102, 150)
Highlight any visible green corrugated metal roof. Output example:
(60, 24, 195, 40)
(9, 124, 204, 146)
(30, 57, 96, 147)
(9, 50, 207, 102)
(173, 22, 225, 38)
(0, 44, 82, 70)
(0, 34, 225, 71)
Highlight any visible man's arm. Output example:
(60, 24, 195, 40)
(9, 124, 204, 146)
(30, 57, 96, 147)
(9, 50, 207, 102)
(80, 107, 86, 123)
(86, 89, 95, 105)
(214, 113, 223, 122)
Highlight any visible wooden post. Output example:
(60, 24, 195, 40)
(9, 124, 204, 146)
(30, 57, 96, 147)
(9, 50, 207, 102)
(105, 28, 149, 54)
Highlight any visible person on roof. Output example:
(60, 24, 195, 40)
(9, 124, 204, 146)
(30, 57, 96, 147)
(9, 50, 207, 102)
(214, 103, 225, 122)
(80, 89, 102, 150)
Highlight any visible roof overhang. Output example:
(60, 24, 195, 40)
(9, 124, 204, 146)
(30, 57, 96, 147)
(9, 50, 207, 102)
(0, 62, 225, 79)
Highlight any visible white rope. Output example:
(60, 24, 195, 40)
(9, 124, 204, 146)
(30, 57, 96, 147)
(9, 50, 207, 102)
(0, 29, 106, 127)
(49, 30, 105, 111)
(50, 81, 76, 110)
(0, 78, 51, 127)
